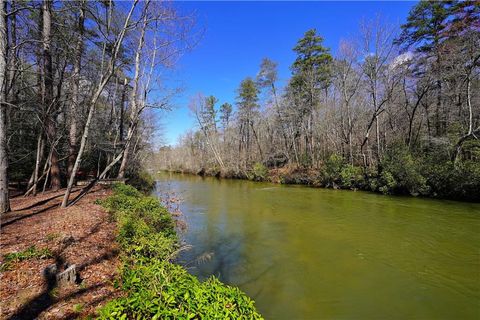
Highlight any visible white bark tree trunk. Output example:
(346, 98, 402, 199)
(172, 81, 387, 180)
(61, 0, 139, 207)
(0, 0, 10, 213)
(117, 9, 148, 179)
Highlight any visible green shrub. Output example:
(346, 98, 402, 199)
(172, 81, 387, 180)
(321, 154, 344, 187)
(251, 163, 268, 181)
(112, 183, 142, 198)
(98, 183, 262, 319)
(422, 158, 480, 201)
(127, 169, 156, 193)
(340, 165, 364, 189)
(378, 171, 397, 195)
(299, 154, 312, 167)
(99, 261, 261, 319)
(380, 146, 429, 196)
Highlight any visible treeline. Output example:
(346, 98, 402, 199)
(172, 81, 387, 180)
(0, 0, 196, 212)
(155, 1, 480, 201)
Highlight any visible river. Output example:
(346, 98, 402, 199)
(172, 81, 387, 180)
(153, 172, 480, 319)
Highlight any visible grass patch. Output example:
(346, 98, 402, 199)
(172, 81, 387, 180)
(97, 184, 263, 319)
(73, 303, 84, 313)
(46, 232, 61, 242)
(0, 245, 52, 271)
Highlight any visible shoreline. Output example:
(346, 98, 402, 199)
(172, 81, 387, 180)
(158, 168, 480, 203)
(0, 184, 263, 319)
(96, 184, 263, 319)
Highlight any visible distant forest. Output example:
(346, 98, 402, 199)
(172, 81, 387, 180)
(156, 1, 480, 201)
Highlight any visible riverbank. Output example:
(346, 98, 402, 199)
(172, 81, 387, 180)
(96, 184, 262, 319)
(163, 154, 480, 203)
(0, 184, 262, 319)
(0, 187, 120, 319)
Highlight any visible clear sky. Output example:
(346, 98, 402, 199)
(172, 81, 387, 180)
(158, 1, 417, 146)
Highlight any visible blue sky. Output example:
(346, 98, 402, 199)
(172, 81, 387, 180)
(158, 1, 417, 146)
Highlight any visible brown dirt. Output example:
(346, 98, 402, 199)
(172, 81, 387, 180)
(0, 186, 121, 319)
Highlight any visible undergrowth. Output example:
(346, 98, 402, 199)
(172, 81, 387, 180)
(97, 184, 262, 319)
(0, 245, 52, 271)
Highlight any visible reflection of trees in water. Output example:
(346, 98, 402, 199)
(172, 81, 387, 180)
(177, 231, 276, 301)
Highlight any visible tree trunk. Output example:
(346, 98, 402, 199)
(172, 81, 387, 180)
(0, 0, 10, 213)
(62, 0, 138, 207)
(119, 78, 127, 141)
(118, 6, 151, 178)
(42, 0, 60, 191)
(68, 0, 85, 177)
(32, 133, 44, 196)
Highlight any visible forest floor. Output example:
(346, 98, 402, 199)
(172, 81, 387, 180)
(0, 186, 120, 319)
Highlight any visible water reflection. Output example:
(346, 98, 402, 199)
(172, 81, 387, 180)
(154, 172, 480, 320)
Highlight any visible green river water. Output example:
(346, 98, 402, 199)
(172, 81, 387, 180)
(153, 172, 480, 319)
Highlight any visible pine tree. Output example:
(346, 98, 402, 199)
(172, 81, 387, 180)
(237, 78, 260, 161)
(202, 95, 218, 132)
(396, 0, 457, 54)
(219, 102, 232, 130)
(291, 29, 332, 90)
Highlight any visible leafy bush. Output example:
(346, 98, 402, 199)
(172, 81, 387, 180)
(251, 162, 268, 181)
(98, 184, 262, 319)
(378, 171, 397, 195)
(321, 154, 344, 187)
(299, 154, 312, 167)
(127, 169, 156, 193)
(422, 158, 480, 201)
(380, 146, 429, 196)
(112, 183, 142, 198)
(99, 261, 261, 319)
(340, 165, 364, 189)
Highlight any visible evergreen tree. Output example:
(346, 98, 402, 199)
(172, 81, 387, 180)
(219, 102, 232, 130)
(202, 95, 218, 132)
(236, 78, 260, 159)
(256, 58, 278, 90)
(291, 28, 332, 90)
(237, 78, 259, 120)
(396, 0, 457, 54)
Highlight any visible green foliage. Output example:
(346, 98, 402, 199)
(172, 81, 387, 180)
(126, 170, 156, 193)
(99, 261, 261, 319)
(421, 156, 480, 201)
(219, 102, 233, 129)
(378, 171, 397, 195)
(1, 246, 52, 271)
(256, 58, 278, 89)
(380, 146, 429, 196)
(112, 183, 142, 197)
(299, 154, 312, 167)
(397, 0, 457, 53)
(251, 163, 268, 181)
(292, 28, 332, 87)
(73, 303, 84, 313)
(98, 184, 262, 319)
(290, 28, 332, 108)
(321, 154, 344, 187)
(340, 165, 364, 189)
(237, 78, 260, 120)
(201, 95, 219, 131)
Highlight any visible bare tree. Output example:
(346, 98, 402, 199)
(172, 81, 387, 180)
(67, 0, 86, 177)
(0, 0, 10, 213)
(62, 0, 139, 207)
